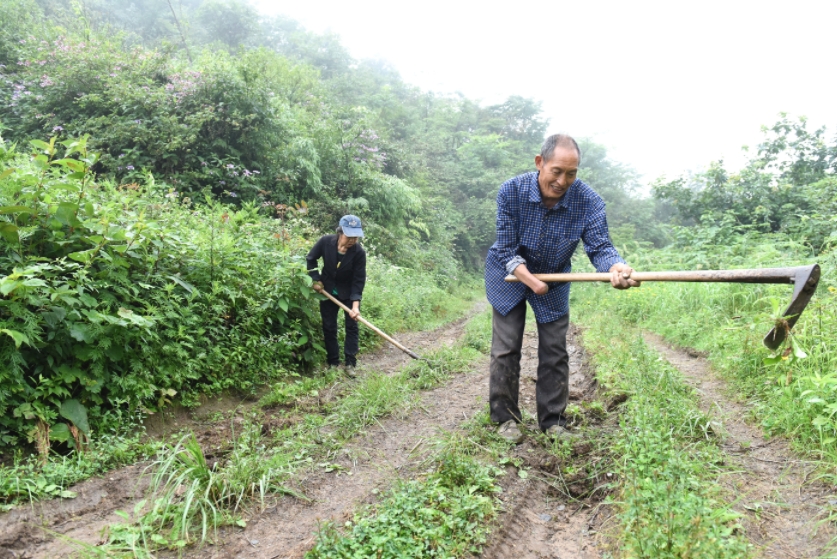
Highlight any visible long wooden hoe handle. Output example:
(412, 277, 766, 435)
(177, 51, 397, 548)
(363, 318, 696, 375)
(317, 289, 422, 360)
(503, 267, 813, 284)
(504, 264, 821, 350)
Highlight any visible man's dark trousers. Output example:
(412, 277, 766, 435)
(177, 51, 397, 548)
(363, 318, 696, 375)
(489, 300, 569, 431)
(320, 298, 359, 367)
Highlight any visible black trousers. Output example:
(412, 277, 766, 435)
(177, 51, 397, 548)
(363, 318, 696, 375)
(489, 300, 569, 432)
(320, 298, 359, 366)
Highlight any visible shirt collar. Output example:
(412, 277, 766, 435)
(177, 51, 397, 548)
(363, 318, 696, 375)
(529, 173, 578, 209)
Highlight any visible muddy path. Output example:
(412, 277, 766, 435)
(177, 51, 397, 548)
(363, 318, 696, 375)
(645, 333, 837, 558)
(0, 463, 148, 559)
(179, 320, 612, 559)
(5, 303, 645, 559)
(185, 353, 490, 559)
(0, 302, 487, 559)
(478, 324, 612, 559)
(165, 301, 491, 559)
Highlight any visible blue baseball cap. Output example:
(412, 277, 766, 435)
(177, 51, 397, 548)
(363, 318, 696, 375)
(339, 214, 364, 237)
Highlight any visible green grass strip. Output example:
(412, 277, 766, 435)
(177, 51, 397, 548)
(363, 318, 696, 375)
(576, 303, 752, 558)
(0, 432, 160, 511)
(582, 266, 837, 464)
(306, 416, 506, 559)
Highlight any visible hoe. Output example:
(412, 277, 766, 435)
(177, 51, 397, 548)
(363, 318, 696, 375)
(318, 290, 423, 360)
(504, 264, 821, 349)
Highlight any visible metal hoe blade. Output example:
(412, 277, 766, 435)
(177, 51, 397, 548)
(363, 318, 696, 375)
(762, 264, 820, 349)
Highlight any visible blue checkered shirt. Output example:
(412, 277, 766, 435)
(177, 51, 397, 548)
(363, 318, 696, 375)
(484, 171, 625, 323)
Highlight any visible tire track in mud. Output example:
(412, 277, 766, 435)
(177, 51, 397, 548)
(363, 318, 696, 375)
(480, 481, 602, 559)
(0, 302, 487, 559)
(645, 333, 837, 558)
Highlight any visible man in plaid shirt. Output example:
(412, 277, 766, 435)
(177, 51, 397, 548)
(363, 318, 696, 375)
(484, 134, 640, 443)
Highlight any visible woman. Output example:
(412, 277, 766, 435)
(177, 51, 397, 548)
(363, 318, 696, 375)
(306, 215, 367, 369)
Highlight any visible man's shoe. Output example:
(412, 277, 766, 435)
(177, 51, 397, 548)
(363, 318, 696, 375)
(545, 424, 577, 441)
(497, 420, 524, 444)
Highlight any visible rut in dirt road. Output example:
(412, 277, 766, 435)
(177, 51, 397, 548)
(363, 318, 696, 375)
(479, 324, 610, 559)
(645, 333, 837, 558)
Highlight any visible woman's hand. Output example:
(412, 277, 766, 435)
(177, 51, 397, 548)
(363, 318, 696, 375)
(312, 281, 324, 293)
(350, 302, 361, 321)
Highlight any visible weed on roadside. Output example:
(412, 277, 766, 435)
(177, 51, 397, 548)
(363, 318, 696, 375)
(258, 367, 342, 409)
(306, 424, 505, 559)
(462, 306, 492, 354)
(0, 432, 159, 510)
(99, 421, 306, 554)
(404, 346, 482, 390)
(330, 372, 417, 437)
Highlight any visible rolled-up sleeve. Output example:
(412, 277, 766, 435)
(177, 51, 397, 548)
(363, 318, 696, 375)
(495, 186, 525, 273)
(505, 255, 526, 275)
(582, 197, 625, 272)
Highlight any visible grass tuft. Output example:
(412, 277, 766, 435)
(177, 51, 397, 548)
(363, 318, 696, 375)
(306, 424, 504, 559)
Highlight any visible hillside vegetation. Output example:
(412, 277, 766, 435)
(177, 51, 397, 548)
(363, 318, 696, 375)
(0, 0, 655, 451)
(3, 2, 837, 557)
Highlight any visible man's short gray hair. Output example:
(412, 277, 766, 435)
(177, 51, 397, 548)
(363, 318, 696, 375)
(540, 134, 581, 163)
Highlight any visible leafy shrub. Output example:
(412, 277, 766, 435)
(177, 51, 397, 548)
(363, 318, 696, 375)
(0, 135, 320, 448)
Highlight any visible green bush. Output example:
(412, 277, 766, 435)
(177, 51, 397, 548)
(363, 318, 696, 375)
(0, 134, 320, 448)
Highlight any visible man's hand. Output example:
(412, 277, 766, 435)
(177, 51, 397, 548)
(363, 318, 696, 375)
(529, 279, 549, 296)
(349, 302, 361, 321)
(312, 281, 324, 293)
(609, 263, 641, 289)
(513, 264, 549, 296)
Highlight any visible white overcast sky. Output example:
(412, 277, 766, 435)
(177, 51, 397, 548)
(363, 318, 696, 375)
(252, 0, 837, 183)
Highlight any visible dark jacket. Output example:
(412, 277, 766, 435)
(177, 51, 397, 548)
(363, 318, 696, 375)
(306, 234, 367, 301)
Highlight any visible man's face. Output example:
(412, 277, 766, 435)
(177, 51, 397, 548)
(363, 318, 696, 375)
(535, 146, 579, 202)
